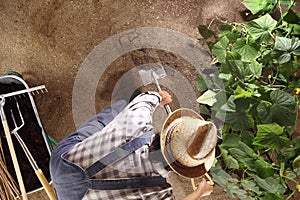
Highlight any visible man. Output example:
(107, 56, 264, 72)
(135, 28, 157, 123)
(50, 90, 214, 199)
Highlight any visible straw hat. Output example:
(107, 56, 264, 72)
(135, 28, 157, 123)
(160, 108, 217, 178)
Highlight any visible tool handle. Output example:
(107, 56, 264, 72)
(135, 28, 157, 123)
(191, 173, 214, 191)
(152, 72, 172, 114)
(205, 173, 214, 186)
(35, 169, 57, 200)
(2, 120, 28, 200)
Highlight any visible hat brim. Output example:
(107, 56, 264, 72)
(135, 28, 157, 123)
(160, 108, 216, 178)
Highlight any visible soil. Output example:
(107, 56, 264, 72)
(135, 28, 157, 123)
(0, 0, 299, 200)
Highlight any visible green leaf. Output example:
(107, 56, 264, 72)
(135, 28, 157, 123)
(229, 142, 274, 178)
(242, 0, 277, 15)
(197, 90, 217, 106)
(270, 90, 297, 124)
(293, 155, 300, 168)
(227, 60, 248, 79)
(219, 24, 241, 42)
(212, 36, 230, 63)
(274, 37, 300, 64)
(257, 100, 273, 122)
(289, 24, 300, 36)
(219, 96, 254, 130)
(254, 159, 275, 178)
(274, 37, 300, 52)
(246, 14, 277, 43)
(196, 75, 208, 92)
(221, 133, 241, 148)
(220, 147, 240, 169)
(253, 124, 289, 150)
(210, 162, 249, 198)
(279, 148, 296, 162)
(241, 130, 255, 147)
(198, 24, 215, 39)
(252, 175, 286, 194)
(278, 59, 299, 79)
(199, 105, 211, 116)
(261, 193, 284, 200)
(249, 61, 262, 79)
(234, 85, 253, 99)
(292, 136, 300, 148)
(257, 90, 297, 126)
(219, 73, 232, 81)
(241, 179, 262, 195)
(232, 38, 260, 61)
(257, 123, 284, 136)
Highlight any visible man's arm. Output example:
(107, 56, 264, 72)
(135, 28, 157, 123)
(116, 91, 172, 139)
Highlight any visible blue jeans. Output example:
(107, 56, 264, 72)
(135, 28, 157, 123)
(49, 100, 127, 200)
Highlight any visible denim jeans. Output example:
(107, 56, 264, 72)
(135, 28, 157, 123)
(49, 100, 127, 200)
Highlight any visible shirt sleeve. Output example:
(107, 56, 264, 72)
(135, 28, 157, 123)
(114, 91, 161, 140)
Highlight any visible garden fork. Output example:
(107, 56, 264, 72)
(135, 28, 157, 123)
(10, 100, 57, 200)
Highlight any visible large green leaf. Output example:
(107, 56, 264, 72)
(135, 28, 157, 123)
(252, 175, 285, 194)
(212, 36, 230, 63)
(274, 37, 300, 64)
(241, 179, 262, 195)
(229, 142, 274, 178)
(257, 90, 296, 126)
(210, 162, 252, 199)
(242, 0, 277, 15)
(246, 14, 277, 44)
(220, 147, 240, 169)
(232, 38, 260, 61)
(227, 60, 249, 79)
(253, 123, 289, 150)
(197, 90, 217, 106)
(218, 96, 254, 130)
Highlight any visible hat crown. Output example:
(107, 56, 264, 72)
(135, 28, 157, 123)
(161, 108, 217, 178)
(170, 117, 216, 167)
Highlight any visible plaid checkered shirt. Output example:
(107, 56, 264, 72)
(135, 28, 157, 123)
(66, 92, 174, 200)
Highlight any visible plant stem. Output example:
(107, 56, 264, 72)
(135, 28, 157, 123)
(286, 189, 297, 200)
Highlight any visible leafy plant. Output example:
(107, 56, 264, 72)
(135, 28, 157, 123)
(196, 0, 300, 199)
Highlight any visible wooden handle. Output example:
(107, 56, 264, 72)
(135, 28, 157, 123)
(2, 120, 28, 200)
(35, 169, 57, 200)
(191, 173, 214, 191)
(205, 173, 214, 186)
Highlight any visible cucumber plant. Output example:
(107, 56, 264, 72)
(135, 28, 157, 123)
(196, 0, 300, 199)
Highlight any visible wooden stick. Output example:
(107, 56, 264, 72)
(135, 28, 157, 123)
(205, 173, 214, 186)
(191, 178, 197, 190)
(2, 120, 28, 200)
(191, 173, 214, 191)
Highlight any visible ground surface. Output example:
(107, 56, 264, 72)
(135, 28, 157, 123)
(0, 0, 297, 200)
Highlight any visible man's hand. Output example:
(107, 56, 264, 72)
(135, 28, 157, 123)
(183, 178, 213, 200)
(158, 91, 172, 107)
